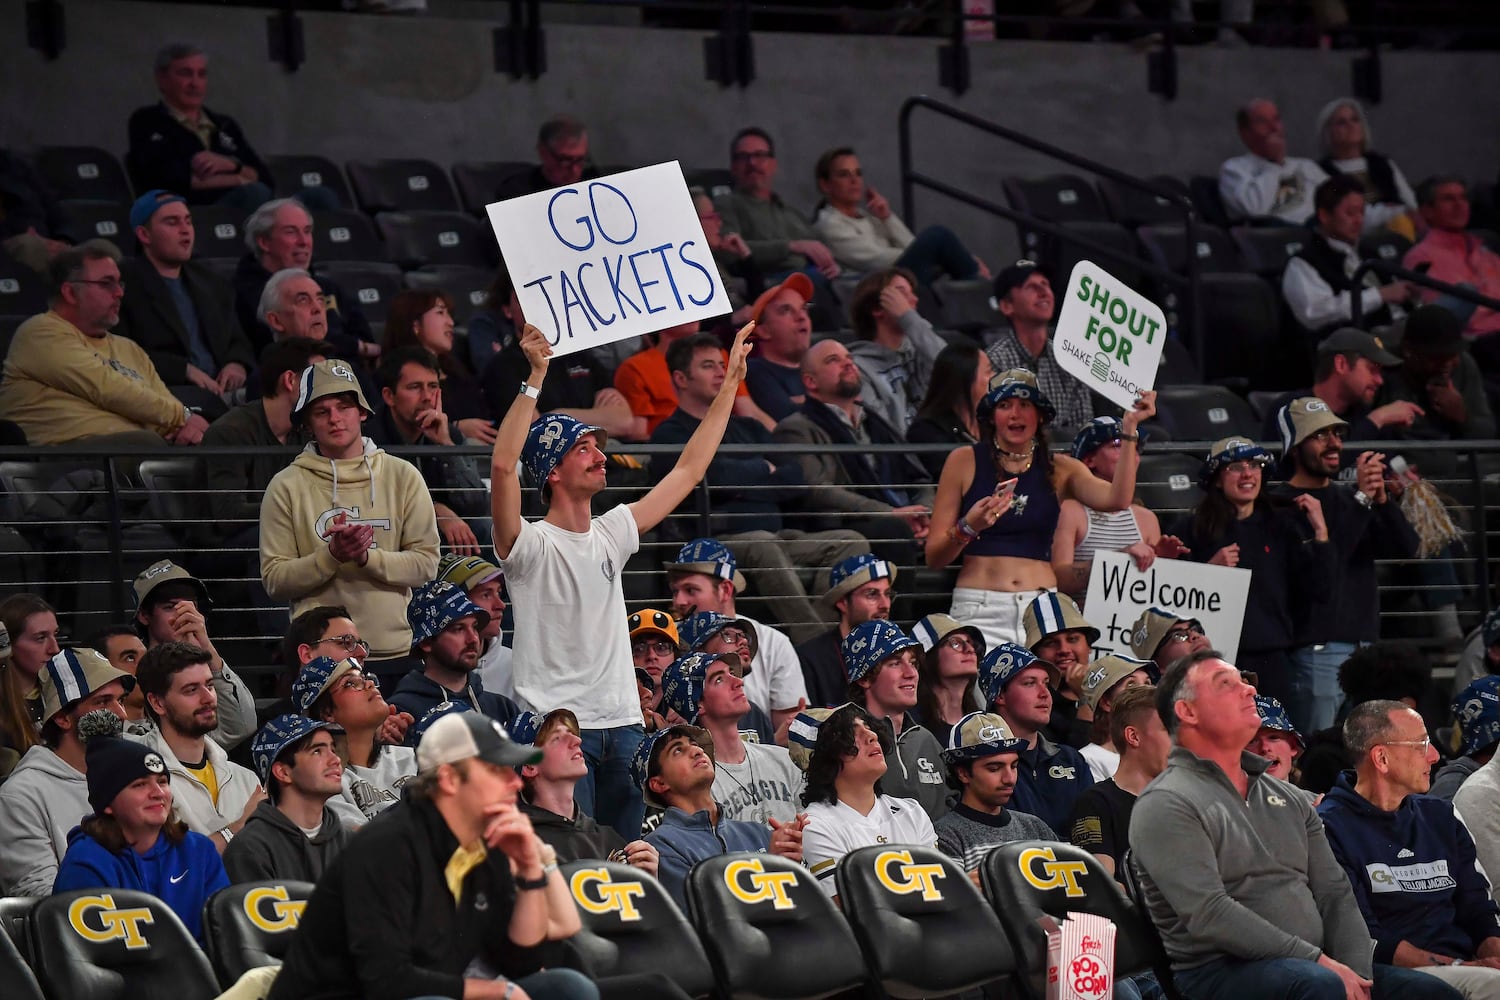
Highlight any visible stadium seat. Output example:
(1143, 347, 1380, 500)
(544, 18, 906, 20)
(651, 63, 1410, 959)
(188, 204, 247, 261)
(32, 889, 220, 1000)
(682, 167, 734, 201)
(35, 146, 133, 204)
(1134, 452, 1204, 519)
(403, 266, 493, 326)
(1155, 336, 1202, 387)
(377, 211, 498, 271)
(1188, 175, 1232, 228)
(57, 200, 133, 251)
(1155, 383, 1259, 441)
(1003, 174, 1110, 225)
(202, 881, 314, 988)
(266, 153, 353, 207)
(310, 209, 388, 264)
(0, 895, 39, 964)
(931, 277, 997, 335)
(0, 921, 43, 1000)
(982, 842, 1177, 1000)
(1358, 230, 1413, 266)
(1232, 226, 1313, 279)
(557, 861, 715, 998)
(0, 256, 48, 317)
(347, 158, 459, 214)
(1247, 388, 1288, 421)
(314, 261, 404, 334)
(137, 457, 204, 534)
(1098, 175, 1192, 228)
(1193, 273, 1288, 387)
(684, 852, 868, 999)
(836, 844, 1019, 998)
(1136, 224, 1242, 276)
(1051, 221, 1143, 291)
(452, 160, 532, 215)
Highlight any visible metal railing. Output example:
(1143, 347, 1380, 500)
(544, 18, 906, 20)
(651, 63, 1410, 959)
(1349, 259, 1500, 327)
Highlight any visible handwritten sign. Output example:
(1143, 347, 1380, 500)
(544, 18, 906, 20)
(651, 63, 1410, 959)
(1052, 261, 1167, 412)
(486, 161, 731, 358)
(1082, 551, 1250, 663)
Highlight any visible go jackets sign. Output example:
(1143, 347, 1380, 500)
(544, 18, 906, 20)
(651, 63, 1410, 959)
(1052, 260, 1167, 412)
(486, 161, 731, 357)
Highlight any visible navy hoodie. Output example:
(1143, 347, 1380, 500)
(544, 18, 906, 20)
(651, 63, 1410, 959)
(1318, 771, 1500, 963)
(1011, 732, 1094, 836)
(390, 669, 521, 738)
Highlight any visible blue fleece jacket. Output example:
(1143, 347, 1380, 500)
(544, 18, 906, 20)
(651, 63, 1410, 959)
(53, 824, 228, 942)
(644, 806, 772, 907)
(1318, 771, 1500, 964)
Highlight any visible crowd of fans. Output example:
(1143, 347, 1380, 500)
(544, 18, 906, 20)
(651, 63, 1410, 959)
(2, 35, 1500, 1000)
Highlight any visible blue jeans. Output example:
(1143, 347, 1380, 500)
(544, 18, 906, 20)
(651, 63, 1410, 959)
(576, 724, 646, 840)
(410, 969, 598, 1000)
(1288, 641, 1358, 735)
(895, 224, 981, 284)
(1175, 957, 1464, 1000)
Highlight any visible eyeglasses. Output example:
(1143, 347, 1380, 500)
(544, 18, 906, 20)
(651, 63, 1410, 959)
(1382, 736, 1432, 752)
(545, 149, 589, 168)
(1166, 626, 1205, 644)
(732, 150, 774, 162)
(718, 627, 750, 645)
(336, 671, 372, 693)
(853, 587, 896, 603)
(1224, 461, 1264, 474)
(1308, 428, 1343, 444)
(70, 277, 125, 292)
(943, 636, 975, 652)
(632, 640, 676, 658)
(316, 634, 369, 653)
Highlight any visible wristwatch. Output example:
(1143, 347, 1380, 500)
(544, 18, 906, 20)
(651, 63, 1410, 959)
(1353, 489, 1373, 509)
(519, 382, 541, 400)
(515, 870, 549, 891)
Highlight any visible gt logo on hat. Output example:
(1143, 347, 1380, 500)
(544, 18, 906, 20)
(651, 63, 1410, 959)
(68, 894, 156, 949)
(1018, 845, 1089, 898)
(243, 885, 306, 934)
(570, 867, 647, 921)
(875, 850, 947, 902)
(725, 857, 799, 910)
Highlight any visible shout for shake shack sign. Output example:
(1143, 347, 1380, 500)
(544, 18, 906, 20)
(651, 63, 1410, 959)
(1052, 261, 1167, 411)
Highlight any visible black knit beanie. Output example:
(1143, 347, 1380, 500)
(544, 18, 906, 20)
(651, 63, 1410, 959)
(80, 711, 169, 815)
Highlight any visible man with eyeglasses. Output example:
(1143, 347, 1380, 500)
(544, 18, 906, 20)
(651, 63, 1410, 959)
(0, 240, 210, 446)
(796, 553, 896, 710)
(716, 125, 841, 281)
(1319, 699, 1500, 999)
(495, 113, 600, 202)
(1273, 396, 1419, 736)
(1129, 606, 1215, 667)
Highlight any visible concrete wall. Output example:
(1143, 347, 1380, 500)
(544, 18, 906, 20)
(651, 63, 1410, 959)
(3, 0, 1497, 261)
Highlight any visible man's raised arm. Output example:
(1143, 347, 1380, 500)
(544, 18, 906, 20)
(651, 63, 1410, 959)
(490, 325, 551, 559)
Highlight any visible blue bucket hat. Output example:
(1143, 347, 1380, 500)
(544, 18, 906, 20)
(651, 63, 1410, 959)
(1071, 416, 1148, 460)
(509, 707, 580, 748)
(1200, 436, 1274, 490)
(978, 642, 1061, 707)
(1482, 606, 1500, 650)
(678, 611, 757, 662)
(822, 552, 898, 609)
(660, 651, 744, 725)
(632, 723, 715, 808)
(523, 413, 606, 497)
(978, 368, 1056, 426)
(841, 620, 922, 685)
(1452, 676, 1500, 757)
(251, 714, 336, 786)
(1253, 695, 1304, 752)
(407, 580, 492, 649)
(941, 711, 1027, 765)
(664, 538, 746, 593)
(291, 656, 364, 716)
(409, 700, 474, 747)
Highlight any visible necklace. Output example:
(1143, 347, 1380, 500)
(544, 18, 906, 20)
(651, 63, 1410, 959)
(994, 440, 1035, 475)
(716, 743, 760, 805)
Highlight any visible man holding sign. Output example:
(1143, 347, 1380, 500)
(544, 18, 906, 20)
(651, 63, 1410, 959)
(491, 320, 754, 840)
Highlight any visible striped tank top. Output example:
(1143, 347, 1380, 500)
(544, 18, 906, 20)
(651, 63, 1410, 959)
(1073, 507, 1144, 565)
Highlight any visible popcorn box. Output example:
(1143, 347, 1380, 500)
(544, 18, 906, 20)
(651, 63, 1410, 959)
(1044, 910, 1117, 1000)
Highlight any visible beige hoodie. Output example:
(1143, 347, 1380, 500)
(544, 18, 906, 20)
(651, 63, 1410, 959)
(260, 439, 439, 659)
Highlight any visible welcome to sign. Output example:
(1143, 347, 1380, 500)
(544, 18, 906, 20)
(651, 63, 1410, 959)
(486, 161, 731, 357)
(1082, 551, 1251, 663)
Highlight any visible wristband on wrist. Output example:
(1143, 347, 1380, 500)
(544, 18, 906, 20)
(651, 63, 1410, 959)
(948, 524, 970, 546)
(519, 382, 540, 400)
(957, 518, 980, 539)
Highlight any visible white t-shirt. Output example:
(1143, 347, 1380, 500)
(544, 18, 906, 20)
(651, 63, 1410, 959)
(476, 639, 516, 702)
(740, 615, 809, 714)
(713, 740, 806, 826)
(1080, 742, 1119, 783)
(802, 794, 937, 897)
(499, 504, 641, 729)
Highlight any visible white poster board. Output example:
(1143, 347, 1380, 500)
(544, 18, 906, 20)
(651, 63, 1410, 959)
(1082, 551, 1251, 663)
(486, 161, 731, 357)
(1051, 260, 1167, 412)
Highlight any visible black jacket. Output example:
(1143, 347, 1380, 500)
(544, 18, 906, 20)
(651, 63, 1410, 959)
(115, 256, 256, 384)
(796, 628, 847, 709)
(0, 149, 64, 240)
(223, 800, 348, 885)
(650, 408, 804, 534)
(519, 797, 626, 862)
(389, 670, 521, 736)
(126, 102, 274, 204)
(267, 794, 553, 1000)
(233, 253, 373, 359)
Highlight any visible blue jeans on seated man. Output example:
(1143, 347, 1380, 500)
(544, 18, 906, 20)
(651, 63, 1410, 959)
(576, 723, 646, 840)
(1175, 956, 1465, 1000)
(895, 224, 981, 285)
(1288, 641, 1359, 735)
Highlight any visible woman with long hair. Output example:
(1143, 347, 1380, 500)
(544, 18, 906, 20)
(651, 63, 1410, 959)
(381, 288, 496, 445)
(911, 613, 984, 745)
(908, 342, 994, 480)
(926, 369, 1156, 651)
(1171, 437, 1331, 706)
(54, 713, 228, 943)
(0, 594, 61, 756)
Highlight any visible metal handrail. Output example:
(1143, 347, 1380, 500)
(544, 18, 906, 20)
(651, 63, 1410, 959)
(1349, 258, 1500, 326)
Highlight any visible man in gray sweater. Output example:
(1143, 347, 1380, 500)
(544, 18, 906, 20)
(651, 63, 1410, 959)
(1130, 649, 1461, 1000)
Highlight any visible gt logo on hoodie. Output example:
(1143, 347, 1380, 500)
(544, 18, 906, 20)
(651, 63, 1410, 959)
(316, 506, 393, 541)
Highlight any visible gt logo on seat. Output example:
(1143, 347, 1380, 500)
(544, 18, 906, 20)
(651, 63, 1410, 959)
(243, 885, 306, 933)
(67, 894, 155, 949)
(724, 857, 798, 910)
(874, 850, 946, 901)
(570, 867, 647, 921)
(1018, 846, 1089, 898)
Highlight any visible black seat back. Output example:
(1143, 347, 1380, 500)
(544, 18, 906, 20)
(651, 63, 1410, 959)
(0, 918, 43, 1000)
(452, 160, 532, 215)
(0, 895, 40, 965)
(377, 211, 497, 270)
(0, 256, 48, 317)
(1137, 224, 1242, 276)
(36, 146, 133, 203)
(266, 153, 353, 207)
(57, 201, 133, 251)
(347, 158, 459, 214)
(559, 861, 714, 997)
(1232, 225, 1313, 279)
(202, 881, 314, 988)
(1155, 383, 1260, 442)
(1134, 453, 1204, 521)
(1193, 273, 1287, 387)
(32, 889, 220, 1000)
(187, 205, 248, 261)
(314, 262, 404, 336)
(311, 209, 388, 264)
(1099, 175, 1191, 228)
(837, 844, 1018, 998)
(685, 852, 867, 999)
